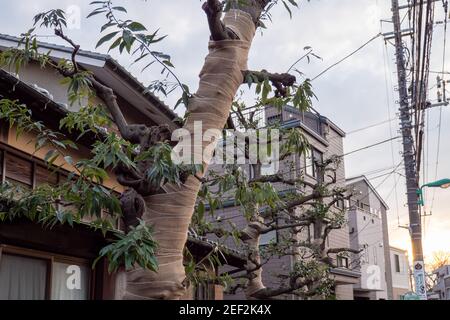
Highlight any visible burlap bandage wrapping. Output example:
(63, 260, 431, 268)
(121, 10, 256, 300)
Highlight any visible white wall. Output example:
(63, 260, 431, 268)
(347, 178, 389, 300)
(349, 208, 388, 299)
(390, 247, 410, 290)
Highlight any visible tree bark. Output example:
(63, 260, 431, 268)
(120, 7, 259, 300)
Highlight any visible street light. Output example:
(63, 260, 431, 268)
(417, 178, 450, 206)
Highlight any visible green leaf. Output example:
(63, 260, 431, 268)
(282, 1, 293, 19)
(197, 201, 205, 221)
(108, 37, 122, 52)
(87, 9, 107, 19)
(44, 149, 58, 164)
(112, 6, 127, 13)
(101, 22, 116, 32)
(127, 22, 147, 32)
(95, 31, 120, 49)
(64, 155, 74, 165)
(162, 60, 174, 68)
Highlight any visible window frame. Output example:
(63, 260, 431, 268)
(0, 244, 94, 300)
(394, 254, 401, 273)
(337, 255, 349, 269)
(0, 143, 121, 229)
(304, 147, 323, 180)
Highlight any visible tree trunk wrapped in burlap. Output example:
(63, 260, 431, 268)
(120, 10, 256, 300)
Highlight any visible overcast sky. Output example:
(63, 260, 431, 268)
(1, 0, 449, 262)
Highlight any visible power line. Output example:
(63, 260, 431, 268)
(269, 136, 402, 178)
(383, 38, 402, 227)
(311, 33, 382, 81)
(340, 136, 401, 158)
(428, 0, 447, 218)
(430, 105, 443, 213)
(345, 117, 399, 135)
(367, 168, 404, 181)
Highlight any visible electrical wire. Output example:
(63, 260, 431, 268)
(311, 33, 382, 81)
(339, 136, 401, 158)
(430, 106, 443, 212)
(428, 0, 447, 219)
(344, 117, 399, 135)
(383, 39, 403, 227)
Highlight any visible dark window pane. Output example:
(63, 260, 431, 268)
(394, 254, 401, 273)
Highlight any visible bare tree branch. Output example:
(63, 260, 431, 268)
(203, 0, 238, 41)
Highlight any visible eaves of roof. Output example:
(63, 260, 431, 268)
(0, 33, 179, 125)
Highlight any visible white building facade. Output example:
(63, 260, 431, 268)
(390, 246, 411, 299)
(346, 176, 393, 300)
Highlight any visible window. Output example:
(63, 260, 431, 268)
(362, 246, 369, 264)
(0, 254, 47, 300)
(0, 246, 91, 300)
(267, 114, 281, 125)
(334, 197, 345, 210)
(305, 148, 323, 179)
(51, 262, 90, 300)
(307, 224, 314, 244)
(337, 256, 349, 269)
(394, 254, 401, 273)
(305, 149, 314, 177)
(0, 146, 120, 229)
(260, 230, 277, 246)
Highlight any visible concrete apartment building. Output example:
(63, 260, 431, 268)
(346, 176, 393, 300)
(0, 34, 244, 300)
(431, 265, 450, 300)
(211, 105, 361, 300)
(390, 246, 411, 299)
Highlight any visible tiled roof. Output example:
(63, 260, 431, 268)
(0, 33, 177, 121)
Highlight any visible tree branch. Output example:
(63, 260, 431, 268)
(202, 0, 238, 41)
(52, 28, 131, 139)
(242, 70, 296, 97)
(54, 29, 80, 74)
(327, 248, 362, 255)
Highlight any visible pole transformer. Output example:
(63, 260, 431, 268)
(390, 0, 427, 299)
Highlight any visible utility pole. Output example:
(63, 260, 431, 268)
(390, 0, 427, 299)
